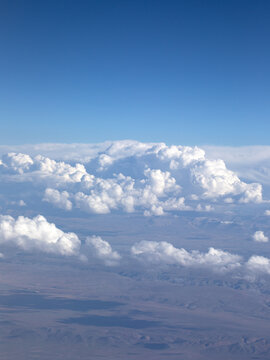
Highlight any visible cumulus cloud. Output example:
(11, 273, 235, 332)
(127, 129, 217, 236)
(265, 210, 270, 216)
(0, 214, 80, 256)
(157, 144, 205, 168)
(246, 255, 270, 275)
(8, 200, 26, 207)
(252, 231, 268, 243)
(131, 241, 242, 273)
(86, 236, 121, 265)
(0, 141, 265, 216)
(191, 159, 262, 203)
(43, 188, 72, 211)
(144, 168, 180, 195)
(131, 240, 270, 278)
(74, 174, 135, 214)
(0, 152, 88, 186)
(1, 142, 270, 186)
(0, 153, 33, 174)
(74, 170, 187, 216)
(203, 145, 270, 186)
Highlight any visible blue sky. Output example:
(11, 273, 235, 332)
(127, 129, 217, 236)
(1, 0, 270, 145)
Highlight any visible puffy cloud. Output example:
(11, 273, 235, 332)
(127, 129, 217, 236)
(98, 154, 114, 171)
(246, 255, 270, 275)
(144, 205, 164, 217)
(0, 141, 265, 217)
(8, 200, 26, 207)
(0, 153, 33, 174)
(239, 183, 263, 204)
(0, 153, 88, 186)
(100, 140, 164, 163)
(191, 159, 240, 198)
(203, 145, 270, 186)
(74, 174, 135, 214)
(252, 231, 268, 243)
(265, 210, 270, 216)
(86, 236, 121, 265)
(34, 155, 87, 184)
(0, 215, 80, 256)
(157, 145, 205, 167)
(144, 168, 180, 195)
(1, 142, 270, 186)
(191, 159, 263, 203)
(131, 241, 242, 272)
(196, 203, 214, 212)
(19, 200, 26, 206)
(43, 188, 72, 211)
(131, 240, 270, 278)
(73, 170, 188, 216)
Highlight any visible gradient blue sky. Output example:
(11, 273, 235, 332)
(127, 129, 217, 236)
(1, 0, 270, 145)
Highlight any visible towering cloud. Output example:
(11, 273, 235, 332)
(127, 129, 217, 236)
(0, 141, 264, 216)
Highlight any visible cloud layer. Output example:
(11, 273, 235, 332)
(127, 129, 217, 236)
(0, 213, 269, 278)
(0, 141, 270, 287)
(0, 140, 264, 216)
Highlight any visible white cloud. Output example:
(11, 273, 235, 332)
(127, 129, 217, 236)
(239, 183, 263, 204)
(246, 255, 270, 275)
(0, 214, 81, 256)
(144, 168, 180, 195)
(131, 241, 242, 273)
(0, 153, 33, 174)
(8, 200, 26, 207)
(74, 174, 134, 214)
(203, 145, 270, 186)
(224, 197, 234, 203)
(74, 170, 187, 216)
(265, 210, 270, 216)
(86, 236, 121, 265)
(131, 240, 270, 278)
(252, 231, 268, 243)
(0, 141, 265, 217)
(191, 159, 262, 203)
(0, 140, 162, 163)
(43, 188, 72, 211)
(196, 203, 214, 212)
(98, 154, 114, 171)
(144, 205, 164, 217)
(158, 145, 206, 171)
(0, 153, 88, 186)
